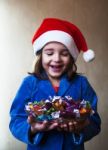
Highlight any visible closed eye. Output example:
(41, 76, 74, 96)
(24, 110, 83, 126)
(45, 52, 53, 56)
(61, 51, 70, 56)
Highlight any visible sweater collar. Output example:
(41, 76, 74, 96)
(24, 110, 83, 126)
(38, 75, 71, 97)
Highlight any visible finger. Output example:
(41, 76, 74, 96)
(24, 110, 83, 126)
(43, 120, 49, 126)
(48, 122, 58, 130)
(31, 120, 48, 132)
(73, 121, 77, 127)
(59, 123, 64, 130)
(40, 120, 49, 129)
(63, 124, 68, 131)
(43, 120, 48, 124)
(74, 121, 84, 133)
(27, 115, 34, 124)
(73, 121, 79, 131)
(68, 122, 74, 132)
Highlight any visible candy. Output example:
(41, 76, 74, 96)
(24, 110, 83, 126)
(25, 96, 94, 122)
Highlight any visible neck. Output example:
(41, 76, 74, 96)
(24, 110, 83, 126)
(49, 77, 60, 87)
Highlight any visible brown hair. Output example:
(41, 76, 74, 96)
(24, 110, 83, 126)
(28, 50, 77, 80)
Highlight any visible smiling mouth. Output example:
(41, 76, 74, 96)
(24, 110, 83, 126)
(50, 65, 63, 68)
(50, 65, 63, 72)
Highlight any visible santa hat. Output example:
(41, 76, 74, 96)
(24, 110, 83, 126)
(32, 18, 95, 62)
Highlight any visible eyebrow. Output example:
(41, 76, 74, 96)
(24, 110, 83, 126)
(43, 48, 54, 51)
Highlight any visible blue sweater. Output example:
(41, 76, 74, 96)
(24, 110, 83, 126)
(9, 74, 101, 150)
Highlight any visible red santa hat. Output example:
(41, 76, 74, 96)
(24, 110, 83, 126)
(32, 18, 95, 62)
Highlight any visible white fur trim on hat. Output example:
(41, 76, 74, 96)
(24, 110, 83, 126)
(33, 30, 79, 61)
(83, 49, 95, 62)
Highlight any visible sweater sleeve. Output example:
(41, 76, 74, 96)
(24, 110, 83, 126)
(72, 76, 101, 145)
(81, 76, 101, 142)
(9, 76, 44, 145)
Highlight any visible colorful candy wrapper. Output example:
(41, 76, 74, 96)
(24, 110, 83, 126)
(25, 96, 94, 123)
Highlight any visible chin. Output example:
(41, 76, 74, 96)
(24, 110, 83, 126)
(49, 73, 62, 78)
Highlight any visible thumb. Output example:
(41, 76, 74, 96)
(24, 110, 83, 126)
(27, 115, 35, 124)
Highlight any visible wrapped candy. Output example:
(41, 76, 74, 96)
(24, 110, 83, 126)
(25, 96, 94, 123)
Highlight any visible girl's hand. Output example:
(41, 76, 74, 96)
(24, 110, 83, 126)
(57, 121, 75, 132)
(73, 118, 90, 133)
(57, 119, 90, 133)
(27, 116, 58, 135)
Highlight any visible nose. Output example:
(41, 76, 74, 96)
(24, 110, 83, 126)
(53, 53, 61, 62)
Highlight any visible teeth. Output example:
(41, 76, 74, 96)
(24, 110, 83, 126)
(51, 65, 62, 68)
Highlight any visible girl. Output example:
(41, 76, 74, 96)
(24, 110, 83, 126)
(9, 18, 101, 150)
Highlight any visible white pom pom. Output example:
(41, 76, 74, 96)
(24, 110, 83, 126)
(83, 49, 95, 62)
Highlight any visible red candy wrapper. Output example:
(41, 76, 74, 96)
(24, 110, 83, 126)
(25, 96, 94, 123)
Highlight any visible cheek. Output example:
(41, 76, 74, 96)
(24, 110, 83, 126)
(42, 55, 49, 68)
(63, 57, 71, 65)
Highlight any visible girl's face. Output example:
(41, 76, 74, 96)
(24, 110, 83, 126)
(42, 42, 71, 80)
